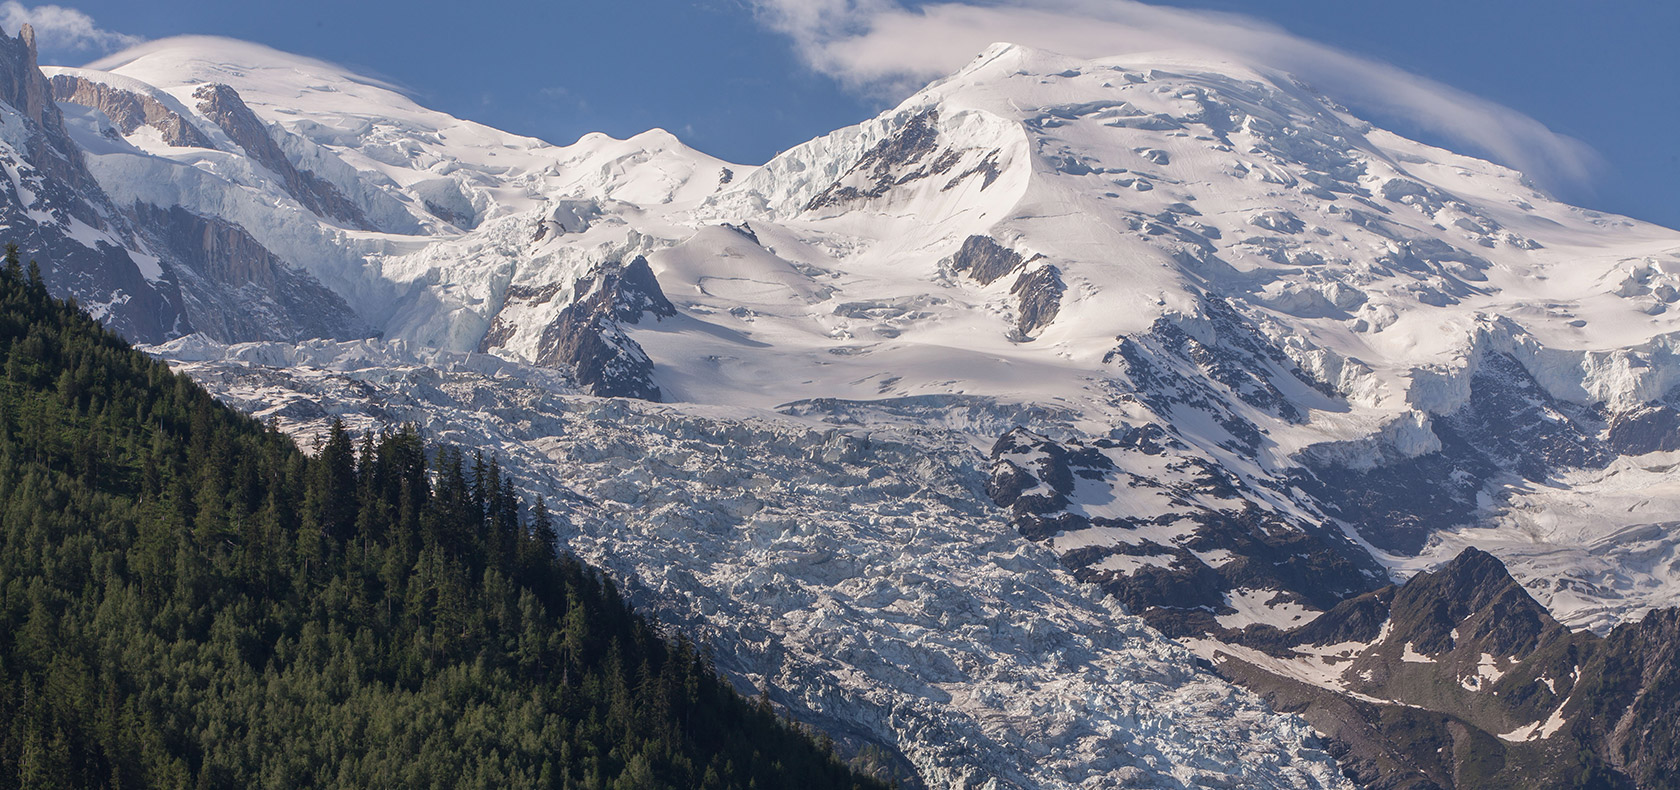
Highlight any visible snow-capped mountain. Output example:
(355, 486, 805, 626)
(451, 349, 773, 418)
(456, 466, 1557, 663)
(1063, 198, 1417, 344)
(12, 26, 1680, 788)
(0, 26, 369, 344)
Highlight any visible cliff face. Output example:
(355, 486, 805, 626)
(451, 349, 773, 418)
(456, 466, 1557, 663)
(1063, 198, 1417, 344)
(0, 24, 115, 226)
(133, 202, 372, 343)
(0, 25, 59, 134)
(48, 73, 214, 148)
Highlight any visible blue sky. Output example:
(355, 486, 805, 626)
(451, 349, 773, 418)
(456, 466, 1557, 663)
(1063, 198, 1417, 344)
(7, 0, 1677, 228)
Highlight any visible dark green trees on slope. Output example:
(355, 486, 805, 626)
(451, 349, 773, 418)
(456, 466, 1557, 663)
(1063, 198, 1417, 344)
(0, 249, 890, 790)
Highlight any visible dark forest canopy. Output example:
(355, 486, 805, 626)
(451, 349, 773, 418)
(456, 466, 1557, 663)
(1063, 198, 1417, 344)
(0, 246, 890, 790)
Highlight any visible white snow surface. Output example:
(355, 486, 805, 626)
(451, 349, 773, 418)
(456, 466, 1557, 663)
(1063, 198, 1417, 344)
(1216, 588, 1315, 630)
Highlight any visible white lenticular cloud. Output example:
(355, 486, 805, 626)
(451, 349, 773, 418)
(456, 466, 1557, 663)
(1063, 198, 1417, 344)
(749, 0, 1599, 195)
(0, 1, 140, 57)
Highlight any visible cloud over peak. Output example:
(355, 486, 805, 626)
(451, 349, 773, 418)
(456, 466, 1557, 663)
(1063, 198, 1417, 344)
(1, 1, 140, 61)
(749, 0, 1598, 196)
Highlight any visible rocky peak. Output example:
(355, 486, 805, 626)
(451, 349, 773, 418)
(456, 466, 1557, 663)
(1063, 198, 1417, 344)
(0, 24, 106, 211)
(0, 24, 53, 129)
(1199, 548, 1665, 789)
(1385, 547, 1565, 660)
(0, 25, 194, 343)
(529, 256, 675, 401)
(608, 255, 677, 324)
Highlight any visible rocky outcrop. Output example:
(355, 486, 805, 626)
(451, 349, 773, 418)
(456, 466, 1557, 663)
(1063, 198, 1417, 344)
(1606, 405, 1680, 455)
(528, 256, 676, 400)
(192, 83, 371, 229)
(132, 202, 371, 343)
(806, 109, 943, 212)
(48, 74, 214, 148)
(1010, 264, 1064, 336)
(1105, 296, 1336, 457)
(804, 109, 1003, 212)
(949, 235, 1024, 286)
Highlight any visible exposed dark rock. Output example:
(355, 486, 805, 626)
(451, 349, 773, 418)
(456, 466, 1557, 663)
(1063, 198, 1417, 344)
(131, 202, 371, 343)
(1211, 548, 1675, 790)
(1573, 608, 1680, 788)
(805, 109, 943, 211)
(1104, 296, 1337, 456)
(949, 235, 1024, 286)
(49, 74, 214, 148)
(941, 149, 1003, 192)
(1306, 353, 1609, 554)
(803, 110, 1002, 211)
(527, 255, 675, 400)
(722, 221, 759, 246)
(1010, 265, 1064, 336)
(610, 255, 678, 322)
(985, 427, 1385, 638)
(1384, 547, 1564, 658)
(1606, 405, 1680, 455)
(984, 459, 1035, 507)
(1304, 450, 1489, 557)
(192, 83, 372, 229)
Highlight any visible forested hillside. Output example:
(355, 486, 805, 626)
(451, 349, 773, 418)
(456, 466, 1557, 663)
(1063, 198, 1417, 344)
(0, 246, 888, 790)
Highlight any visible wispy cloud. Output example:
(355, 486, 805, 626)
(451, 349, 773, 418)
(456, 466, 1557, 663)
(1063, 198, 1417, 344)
(0, 1, 140, 59)
(749, 0, 1598, 195)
